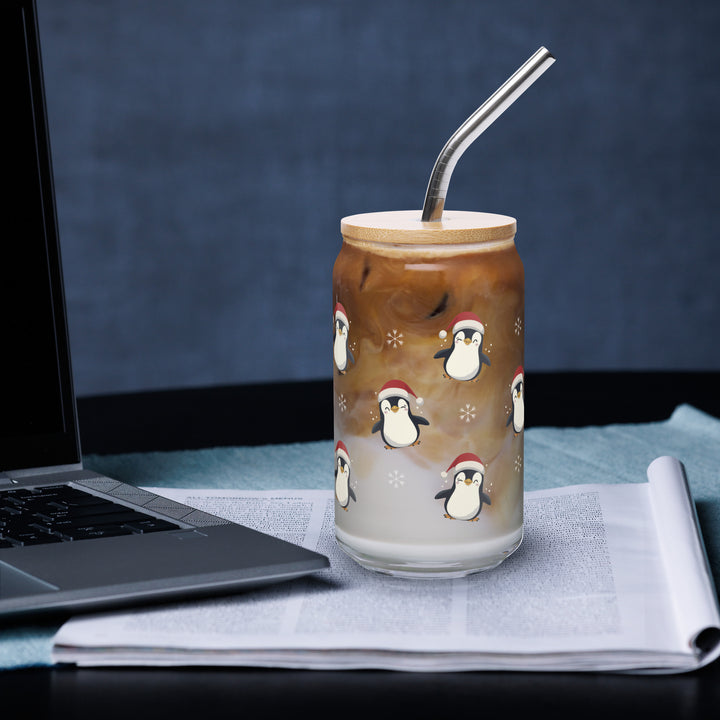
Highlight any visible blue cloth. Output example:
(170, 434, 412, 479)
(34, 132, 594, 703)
(2, 404, 718, 670)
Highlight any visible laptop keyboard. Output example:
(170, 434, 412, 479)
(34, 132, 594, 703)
(0, 484, 181, 548)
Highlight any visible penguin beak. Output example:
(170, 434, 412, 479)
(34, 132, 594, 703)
(464, 337, 472, 345)
(391, 406, 399, 413)
(464, 477, 472, 485)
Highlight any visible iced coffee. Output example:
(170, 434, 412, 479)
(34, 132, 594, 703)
(332, 210, 524, 577)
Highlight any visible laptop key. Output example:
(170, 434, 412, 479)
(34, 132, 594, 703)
(34, 503, 137, 522)
(62, 525, 136, 541)
(52, 510, 152, 529)
(2, 531, 64, 546)
(123, 518, 180, 534)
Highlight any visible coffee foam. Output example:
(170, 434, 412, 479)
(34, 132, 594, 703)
(341, 236, 517, 258)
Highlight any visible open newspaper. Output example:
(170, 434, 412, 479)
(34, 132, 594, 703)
(52, 456, 720, 673)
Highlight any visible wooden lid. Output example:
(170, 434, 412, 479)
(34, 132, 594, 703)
(340, 210, 516, 245)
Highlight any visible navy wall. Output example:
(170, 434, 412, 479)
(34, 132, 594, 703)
(36, 0, 720, 396)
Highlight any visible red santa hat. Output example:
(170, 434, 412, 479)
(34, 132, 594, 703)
(511, 366, 524, 390)
(439, 311, 485, 340)
(335, 441, 350, 464)
(441, 452, 485, 478)
(334, 303, 349, 326)
(377, 379, 423, 407)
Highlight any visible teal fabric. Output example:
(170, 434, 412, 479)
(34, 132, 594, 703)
(2, 404, 718, 670)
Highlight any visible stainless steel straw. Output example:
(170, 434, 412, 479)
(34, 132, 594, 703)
(421, 46, 556, 222)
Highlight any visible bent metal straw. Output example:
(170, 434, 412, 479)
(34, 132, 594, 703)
(422, 47, 555, 222)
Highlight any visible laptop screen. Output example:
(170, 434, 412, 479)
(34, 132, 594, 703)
(0, 0, 80, 471)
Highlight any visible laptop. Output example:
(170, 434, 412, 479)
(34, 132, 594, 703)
(0, 0, 329, 620)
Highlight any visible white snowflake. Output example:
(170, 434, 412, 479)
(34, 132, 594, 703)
(337, 394, 347, 412)
(514, 317, 523, 336)
(514, 455, 523, 472)
(386, 329, 404, 348)
(387, 470, 405, 488)
(458, 404, 477, 423)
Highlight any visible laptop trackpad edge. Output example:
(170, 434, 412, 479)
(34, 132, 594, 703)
(0, 560, 59, 599)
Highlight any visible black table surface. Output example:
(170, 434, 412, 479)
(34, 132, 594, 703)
(76, 370, 720, 454)
(2, 371, 719, 719)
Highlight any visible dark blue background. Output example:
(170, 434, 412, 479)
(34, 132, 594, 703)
(36, 0, 720, 396)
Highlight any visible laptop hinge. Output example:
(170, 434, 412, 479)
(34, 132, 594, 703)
(3, 463, 84, 480)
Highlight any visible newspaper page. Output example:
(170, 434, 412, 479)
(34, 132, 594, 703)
(52, 459, 720, 672)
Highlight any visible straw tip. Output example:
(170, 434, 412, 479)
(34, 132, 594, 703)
(538, 46, 556, 62)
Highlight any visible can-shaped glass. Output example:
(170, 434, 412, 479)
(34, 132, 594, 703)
(332, 210, 525, 578)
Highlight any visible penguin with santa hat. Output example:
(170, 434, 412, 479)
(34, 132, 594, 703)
(434, 453, 491, 521)
(506, 366, 525, 434)
(371, 380, 429, 449)
(433, 311, 491, 381)
(333, 302, 354, 375)
(334, 441, 356, 510)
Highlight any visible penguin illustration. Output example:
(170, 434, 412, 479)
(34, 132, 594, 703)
(434, 453, 491, 521)
(333, 302, 354, 374)
(506, 366, 525, 434)
(371, 380, 429, 449)
(434, 312, 490, 381)
(334, 441, 356, 510)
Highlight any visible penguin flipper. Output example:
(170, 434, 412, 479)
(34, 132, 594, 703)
(349, 487, 357, 502)
(434, 348, 451, 359)
(348, 349, 355, 364)
(416, 416, 430, 426)
(506, 412, 512, 427)
(434, 489, 452, 500)
(482, 492, 492, 506)
(371, 420, 382, 434)
(482, 353, 491, 366)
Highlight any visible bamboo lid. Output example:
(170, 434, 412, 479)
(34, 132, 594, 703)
(340, 210, 516, 245)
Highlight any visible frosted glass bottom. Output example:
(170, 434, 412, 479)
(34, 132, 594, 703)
(335, 525, 523, 579)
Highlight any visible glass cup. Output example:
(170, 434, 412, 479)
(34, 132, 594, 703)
(332, 210, 524, 578)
